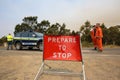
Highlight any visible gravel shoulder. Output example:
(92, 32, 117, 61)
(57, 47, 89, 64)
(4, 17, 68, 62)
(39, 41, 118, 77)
(0, 47, 120, 80)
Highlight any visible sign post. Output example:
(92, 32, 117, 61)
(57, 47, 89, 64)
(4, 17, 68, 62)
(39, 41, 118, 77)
(34, 35, 86, 80)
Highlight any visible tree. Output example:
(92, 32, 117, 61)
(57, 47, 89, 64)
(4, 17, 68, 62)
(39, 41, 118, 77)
(108, 26, 119, 45)
(65, 29, 71, 35)
(59, 23, 72, 35)
(37, 20, 50, 33)
(14, 16, 72, 35)
(80, 21, 92, 42)
(85, 20, 91, 27)
(14, 23, 31, 34)
(14, 24, 21, 34)
(14, 16, 38, 34)
(23, 16, 37, 30)
(100, 23, 109, 45)
(71, 30, 76, 35)
(45, 23, 71, 35)
(115, 25, 120, 45)
(0, 36, 7, 45)
(59, 23, 66, 35)
(45, 23, 59, 35)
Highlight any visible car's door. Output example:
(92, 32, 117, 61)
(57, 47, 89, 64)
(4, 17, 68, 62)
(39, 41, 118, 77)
(21, 32, 29, 45)
(28, 32, 38, 46)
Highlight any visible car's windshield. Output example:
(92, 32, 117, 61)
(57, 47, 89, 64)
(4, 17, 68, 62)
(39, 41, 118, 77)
(35, 32, 43, 37)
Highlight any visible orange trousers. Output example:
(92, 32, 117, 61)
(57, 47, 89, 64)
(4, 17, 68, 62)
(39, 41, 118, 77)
(92, 37, 97, 48)
(96, 38, 103, 50)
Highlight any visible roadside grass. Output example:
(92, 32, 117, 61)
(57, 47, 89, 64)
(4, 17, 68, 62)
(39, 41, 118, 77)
(81, 41, 93, 48)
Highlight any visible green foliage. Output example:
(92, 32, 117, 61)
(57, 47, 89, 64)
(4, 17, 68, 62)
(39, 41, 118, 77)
(37, 20, 50, 33)
(23, 16, 37, 21)
(22, 16, 38, 30)
(45, 23, 72, 35)
(80, 25, 84, 32)
(14, 16, 37, 34)
(108, 26, 120, 45)
(85, 20, 91, 27)
(81, 41, 93, 47)
(0, 36, 7, 46)
(101, 24, 120, 45)
(14, 16, 79, 36)
(80, 21, 92, 42)
(59, 23, 66, 35)
(45, 23, 59, 35)
(101, 23, 109, 45)
(14, 23, 32, 34)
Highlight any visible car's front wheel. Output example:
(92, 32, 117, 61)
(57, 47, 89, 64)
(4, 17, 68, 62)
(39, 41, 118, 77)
(15, 42, 22, 50)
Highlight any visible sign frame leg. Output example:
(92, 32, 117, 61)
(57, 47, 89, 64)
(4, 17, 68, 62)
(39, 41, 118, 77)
(80, 33, 86, 80)
(34, 61, 44, 80)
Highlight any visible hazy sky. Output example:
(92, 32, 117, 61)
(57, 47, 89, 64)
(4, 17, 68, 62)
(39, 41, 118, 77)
(0, 0, 120, 38)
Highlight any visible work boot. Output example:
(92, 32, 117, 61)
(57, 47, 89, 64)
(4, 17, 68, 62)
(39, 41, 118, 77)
(94, 47, 97, 50)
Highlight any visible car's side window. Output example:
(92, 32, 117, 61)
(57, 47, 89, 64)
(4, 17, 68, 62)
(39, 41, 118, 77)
(15, 33, 21, 37)
(21, 32, 29, 37)
(29, 32, 36, 37)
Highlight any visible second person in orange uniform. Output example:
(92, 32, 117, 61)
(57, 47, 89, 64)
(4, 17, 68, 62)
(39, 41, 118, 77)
(95, 23, 103, 52)
(90, 25, 97, 50)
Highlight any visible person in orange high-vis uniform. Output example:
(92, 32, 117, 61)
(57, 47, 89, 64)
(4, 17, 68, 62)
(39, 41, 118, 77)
(90, 25, 97, 50)
(95, 23, 103, 52)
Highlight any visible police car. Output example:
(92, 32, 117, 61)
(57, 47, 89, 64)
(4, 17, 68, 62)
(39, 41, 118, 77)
(13, 30, 43, 50)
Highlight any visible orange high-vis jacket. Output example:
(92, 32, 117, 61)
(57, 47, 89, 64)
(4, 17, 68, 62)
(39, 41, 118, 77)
(95, 27, 103, 50)
(95, 27, 103, 38)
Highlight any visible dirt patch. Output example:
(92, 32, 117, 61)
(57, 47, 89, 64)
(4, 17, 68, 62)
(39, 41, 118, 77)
(0, 48, 120, 80)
